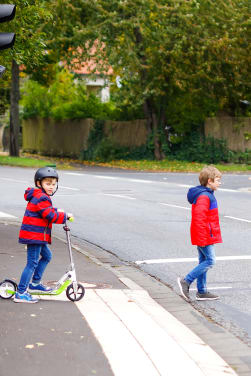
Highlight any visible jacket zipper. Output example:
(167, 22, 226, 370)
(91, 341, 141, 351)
(44, 226, 48, 241)
(209, 223, 213, 237)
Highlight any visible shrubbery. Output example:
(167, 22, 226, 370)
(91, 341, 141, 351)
(81, 121, 250, 164)
(21, 69, 117, 121)
(21, 68, 250, 165)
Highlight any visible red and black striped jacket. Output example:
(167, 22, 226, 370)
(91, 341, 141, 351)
(19, 188, 66, 245)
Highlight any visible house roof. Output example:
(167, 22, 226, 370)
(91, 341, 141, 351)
(71, 43, 113, 76)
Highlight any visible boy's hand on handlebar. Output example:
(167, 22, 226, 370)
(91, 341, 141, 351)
(67, 213, 74, 221)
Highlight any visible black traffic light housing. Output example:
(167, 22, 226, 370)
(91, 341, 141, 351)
(0, 4, 16, 51)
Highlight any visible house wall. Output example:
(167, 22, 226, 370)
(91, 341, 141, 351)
(205, 116, 251, 151)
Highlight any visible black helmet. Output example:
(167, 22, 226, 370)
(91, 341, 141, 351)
(34, 167, 59, 187)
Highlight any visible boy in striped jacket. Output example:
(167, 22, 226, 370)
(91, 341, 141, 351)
(14, 167, 73, 303)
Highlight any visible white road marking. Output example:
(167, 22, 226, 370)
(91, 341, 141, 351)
(0, 211, 17, 218)
(0, 177, 28, 183)
(177, 184, 192, 188)
(128, 178, 153, 184)
(160, 202, 190, 210)
(224, 215, 251, 223)
(95, 175, 118, 180)
(60, 185, 80, 191)
(219, 188, 239, 193)
(159, 202, 251, 224)
(76, 289, 237, 376)
(64, 173, 84, 176)
(103, 194, 136, 200)
(64, 173, 251, 195)
(135, 255, 251, 265)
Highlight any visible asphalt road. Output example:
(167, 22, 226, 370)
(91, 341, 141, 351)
(1, 165, 251, 346)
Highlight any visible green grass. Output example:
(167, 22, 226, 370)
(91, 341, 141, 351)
(0, 154, 74, 169)
(97, 159, 251, 173)
(0, 154, 251, 173)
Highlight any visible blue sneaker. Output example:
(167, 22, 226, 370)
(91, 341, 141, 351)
(28, 283, 53, 293)
(13, 291, 39, 303)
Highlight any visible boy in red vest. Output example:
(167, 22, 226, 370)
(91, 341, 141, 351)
(14, 167, 72, 303)
(178, 165, 222, 301)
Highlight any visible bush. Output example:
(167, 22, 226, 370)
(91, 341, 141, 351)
(168, 132, 230, 164)
(21, 69, 118, 121)
(81, 119, 155, 162)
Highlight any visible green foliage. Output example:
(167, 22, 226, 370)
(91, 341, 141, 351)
(21, 69, 117, 121)
(227, 150, 251, 165)
(81, 126, 247, 165)
(21, 80, 50, 119)
(82, 119, 105, 160)
(54, 0, 250, 160)
(81, 119, 154, 162)
(1, 0, 52, 71)
(167, 133, 231, 164)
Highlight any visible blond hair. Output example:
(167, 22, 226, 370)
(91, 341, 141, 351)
(199, 165, 222, 186)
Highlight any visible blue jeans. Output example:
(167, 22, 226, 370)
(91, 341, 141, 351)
(17, 244, 52, 294)
(184, 245, 216, 294)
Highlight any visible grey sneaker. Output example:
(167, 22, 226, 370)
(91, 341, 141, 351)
(177, 277, 190, 301)
(196, 292, 219, 301)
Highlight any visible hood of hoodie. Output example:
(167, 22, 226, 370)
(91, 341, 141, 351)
(187, 185, 213, 204)
(24, 187, 44, 202)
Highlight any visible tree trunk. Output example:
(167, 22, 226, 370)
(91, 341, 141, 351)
(143, 99, 164, 160)
(134, 27, 164, 160)
(9, 59, 20, 157)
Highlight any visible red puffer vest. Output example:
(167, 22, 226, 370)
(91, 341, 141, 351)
(19, 188, 66, 245)
(187, 185, 222, 247)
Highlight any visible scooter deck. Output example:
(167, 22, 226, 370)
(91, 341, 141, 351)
(6, 280, 72, 297)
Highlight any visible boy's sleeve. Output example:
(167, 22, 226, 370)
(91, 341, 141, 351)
(192, 195, 210, 245)
(37, 196, 66, 224)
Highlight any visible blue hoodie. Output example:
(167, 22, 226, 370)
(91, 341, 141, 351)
(187, 185, 217, 209)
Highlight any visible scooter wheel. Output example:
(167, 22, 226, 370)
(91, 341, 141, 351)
(66, 283, 85, 302)
(0, 279, 17, 299)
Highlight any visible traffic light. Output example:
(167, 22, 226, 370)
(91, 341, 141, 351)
(0, 4, 16, 51)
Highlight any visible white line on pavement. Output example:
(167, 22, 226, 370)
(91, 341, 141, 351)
(159, 202, 190, 210)
(159, 203, 251, 223)
(135, 255, 251, 265)
(224, 215, 251, 223)
(76, 289, 237, 376)
(0, 177, 28, 183)
(219, 188, 239, 193)
(0, 211, 17, 218)
(76, 289, 160, 376)
(95, 175, 118, 180)
(60, 185, 80, 191)
(128, 178, 153, 184)
(177, 184, 192, 188)
(103, 194, 136, 200)
(64, 172, 84, 176)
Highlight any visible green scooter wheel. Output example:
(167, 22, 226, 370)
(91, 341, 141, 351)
(66, 283, 85, 302)
(0, 279, 17, 299)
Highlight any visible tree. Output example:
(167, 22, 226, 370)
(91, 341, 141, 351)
(53, 0, 250, 159)
(1, 0, 51, 156)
